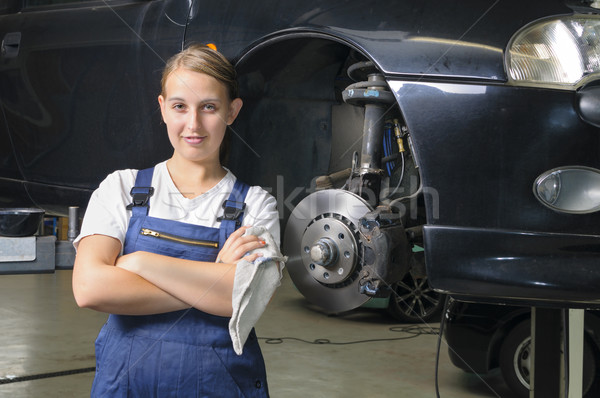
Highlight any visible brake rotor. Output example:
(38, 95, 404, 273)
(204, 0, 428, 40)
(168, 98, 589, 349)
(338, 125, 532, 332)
(284, 189, 372, 313)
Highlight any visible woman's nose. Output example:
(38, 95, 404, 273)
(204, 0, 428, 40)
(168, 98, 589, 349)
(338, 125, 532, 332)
(187, 110, 201, 131)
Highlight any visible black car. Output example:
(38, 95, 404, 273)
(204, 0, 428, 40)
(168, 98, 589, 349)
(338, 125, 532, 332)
(2, 0, 600, 313)
(445, 299, 600, 397)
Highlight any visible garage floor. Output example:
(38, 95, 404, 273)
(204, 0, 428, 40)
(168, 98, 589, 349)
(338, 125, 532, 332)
(0, 268, 518, 397)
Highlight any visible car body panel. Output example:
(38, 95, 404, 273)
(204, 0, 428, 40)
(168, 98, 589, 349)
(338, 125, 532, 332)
(0, 0, 184, 211)
(389, 79, 600, 304)
(187, 0, 572, 81)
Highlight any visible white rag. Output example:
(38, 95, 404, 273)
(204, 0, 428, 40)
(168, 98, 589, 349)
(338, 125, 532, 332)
(229, 225, 287, 355)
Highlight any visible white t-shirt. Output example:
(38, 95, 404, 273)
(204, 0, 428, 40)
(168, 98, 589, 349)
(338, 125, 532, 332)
(74, 161, 280, 250)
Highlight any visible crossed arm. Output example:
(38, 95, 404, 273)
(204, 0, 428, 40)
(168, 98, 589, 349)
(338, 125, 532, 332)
(72, 226, 264, 317)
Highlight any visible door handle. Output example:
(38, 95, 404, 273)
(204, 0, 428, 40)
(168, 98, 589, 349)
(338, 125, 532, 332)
(1, 32, 21, 58)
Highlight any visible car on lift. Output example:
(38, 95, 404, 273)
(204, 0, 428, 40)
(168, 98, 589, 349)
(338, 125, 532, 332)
(1, 0, 600, 314)
(444, 300, 600, 398)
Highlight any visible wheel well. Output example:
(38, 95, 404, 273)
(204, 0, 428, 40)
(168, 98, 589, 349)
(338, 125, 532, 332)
(230, 36, 367, 219)
(231, 35, 423, 228)
(238, 35, 429, 313)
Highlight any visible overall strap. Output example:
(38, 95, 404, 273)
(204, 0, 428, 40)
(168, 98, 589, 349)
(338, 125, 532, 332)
(126, 167, 155, 216)
(218, 179, 250, 248)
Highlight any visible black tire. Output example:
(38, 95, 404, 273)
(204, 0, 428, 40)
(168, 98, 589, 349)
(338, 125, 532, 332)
(387, 272, 444, 323)
(499, 320, 596, 398)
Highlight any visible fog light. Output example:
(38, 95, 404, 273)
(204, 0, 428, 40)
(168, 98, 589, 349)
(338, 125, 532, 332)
(534, 166, 600, 214)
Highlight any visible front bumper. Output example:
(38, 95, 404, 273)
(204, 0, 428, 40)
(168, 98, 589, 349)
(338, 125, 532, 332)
(426, 226, 600, 305)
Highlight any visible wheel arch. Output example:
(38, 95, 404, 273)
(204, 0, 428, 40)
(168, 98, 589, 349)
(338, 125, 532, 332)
(234, 28, 378, 69)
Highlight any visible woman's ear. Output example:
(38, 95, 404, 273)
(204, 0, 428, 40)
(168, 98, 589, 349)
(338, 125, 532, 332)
(158, 94, 166, 121)
(226, 98, 243, 125)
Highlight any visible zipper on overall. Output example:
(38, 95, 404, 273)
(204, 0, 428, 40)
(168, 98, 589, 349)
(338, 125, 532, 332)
(140, 228, 219, 248)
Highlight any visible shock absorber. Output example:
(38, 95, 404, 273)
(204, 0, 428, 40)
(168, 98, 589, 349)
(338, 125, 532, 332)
(342, 61, 396, 205)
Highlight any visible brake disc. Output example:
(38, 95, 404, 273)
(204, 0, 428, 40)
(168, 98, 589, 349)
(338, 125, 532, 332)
(283, 189, 372, 313)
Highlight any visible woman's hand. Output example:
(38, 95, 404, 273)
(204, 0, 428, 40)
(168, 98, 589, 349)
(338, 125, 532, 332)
(217, 226, 265, 264)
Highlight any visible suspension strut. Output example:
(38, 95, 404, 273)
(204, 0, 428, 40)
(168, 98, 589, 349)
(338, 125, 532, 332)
(342, 61, 396, 206)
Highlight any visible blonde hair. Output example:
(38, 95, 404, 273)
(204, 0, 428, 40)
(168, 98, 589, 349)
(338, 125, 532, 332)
(160, 44, 239, 100)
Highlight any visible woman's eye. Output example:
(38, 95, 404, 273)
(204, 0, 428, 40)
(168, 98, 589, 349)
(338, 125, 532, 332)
(173, 104, 185, 111)
(203, 104, 216, 111)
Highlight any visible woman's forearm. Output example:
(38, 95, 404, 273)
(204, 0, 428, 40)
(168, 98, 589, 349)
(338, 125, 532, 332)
(117, 251, 236, 317)
(73, 235, 190, 315)
(75, 264, 192, 315)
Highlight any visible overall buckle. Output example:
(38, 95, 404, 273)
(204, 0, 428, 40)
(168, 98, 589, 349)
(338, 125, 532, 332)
(217, 200, 246, 225)
(126, 187, 154, 210)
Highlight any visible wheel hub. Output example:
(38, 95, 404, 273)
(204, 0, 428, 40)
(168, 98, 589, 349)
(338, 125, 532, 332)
(302, 216, 358, 285)
(514, 337, 531, 387)
(309, 238, 337, 267)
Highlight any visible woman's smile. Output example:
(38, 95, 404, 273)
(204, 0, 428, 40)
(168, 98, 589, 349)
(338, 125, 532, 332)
(183, 135, 207, 145)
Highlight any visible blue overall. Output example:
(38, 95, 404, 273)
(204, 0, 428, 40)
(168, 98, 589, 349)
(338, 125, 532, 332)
(90, 168, 269, 397)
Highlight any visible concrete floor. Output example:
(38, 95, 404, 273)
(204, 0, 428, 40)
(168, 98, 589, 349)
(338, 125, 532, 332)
(0, 268, 518, 397)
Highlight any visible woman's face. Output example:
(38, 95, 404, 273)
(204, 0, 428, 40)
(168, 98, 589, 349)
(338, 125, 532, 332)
(158, 68, 242, 165)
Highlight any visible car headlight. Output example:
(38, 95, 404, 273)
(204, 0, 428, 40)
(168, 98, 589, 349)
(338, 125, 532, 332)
(506, 15, 600, 89)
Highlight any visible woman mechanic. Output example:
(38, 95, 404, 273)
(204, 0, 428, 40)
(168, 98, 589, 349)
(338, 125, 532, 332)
(72, 44, 279, 397)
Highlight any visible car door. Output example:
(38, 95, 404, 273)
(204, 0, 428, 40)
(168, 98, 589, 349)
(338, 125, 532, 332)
(0, 0, 188, 211)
